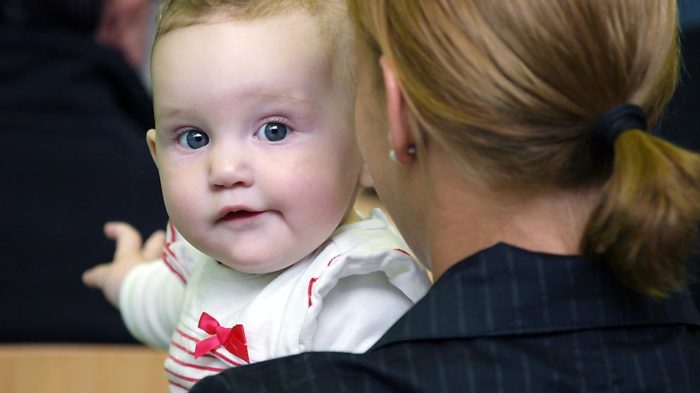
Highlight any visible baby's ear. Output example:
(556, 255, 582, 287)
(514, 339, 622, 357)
(359, 164, 374, 188)
(146, 129, 158, 165)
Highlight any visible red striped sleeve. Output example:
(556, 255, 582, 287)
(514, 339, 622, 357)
(165, 366, 200, 383)
(170, 339, 216, 360)
(168, 380, 191, 392)
(167, 354, 226, 372)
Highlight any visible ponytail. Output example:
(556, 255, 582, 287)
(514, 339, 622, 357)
(582, 130, 700, 297)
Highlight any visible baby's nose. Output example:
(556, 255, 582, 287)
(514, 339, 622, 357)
(208, 144, 253, 189)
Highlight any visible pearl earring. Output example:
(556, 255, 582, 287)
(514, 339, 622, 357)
(389, 146, 417, 162)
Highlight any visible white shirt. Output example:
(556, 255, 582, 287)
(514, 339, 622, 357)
(120, 209, 431, 392)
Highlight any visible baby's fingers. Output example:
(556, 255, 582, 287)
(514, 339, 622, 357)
(143, 230, 166, 260)
(104, 222, 143, 262)
(82, 264, 108, 289)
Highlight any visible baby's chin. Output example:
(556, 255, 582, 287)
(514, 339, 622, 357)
(216, 256, 298, 275)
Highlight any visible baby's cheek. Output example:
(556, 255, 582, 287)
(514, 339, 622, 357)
(285, 176, 353, 221)
(161, 179, 199, 221)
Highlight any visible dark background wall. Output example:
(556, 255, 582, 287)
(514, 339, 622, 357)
(658, 1, 700, 150)
(674, 0, 700, 308)
(680, 0, 700, 28)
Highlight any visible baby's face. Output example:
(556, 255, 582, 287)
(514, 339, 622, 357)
(149, 12, 364, 273)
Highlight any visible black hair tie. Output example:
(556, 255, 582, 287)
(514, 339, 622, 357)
(593, 103, 647, 145)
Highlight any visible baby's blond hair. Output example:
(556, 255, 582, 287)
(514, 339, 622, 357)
(154, 0, 353, 89)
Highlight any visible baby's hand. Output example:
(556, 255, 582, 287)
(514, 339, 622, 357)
(82, 222, 165, 308)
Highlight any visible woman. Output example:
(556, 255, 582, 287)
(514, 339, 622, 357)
(191, 0, 700, 391)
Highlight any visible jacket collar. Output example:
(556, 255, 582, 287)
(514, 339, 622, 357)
(374, 243, 700, 348)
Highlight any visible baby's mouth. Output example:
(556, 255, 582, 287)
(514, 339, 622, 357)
(218, 210, 264, 221)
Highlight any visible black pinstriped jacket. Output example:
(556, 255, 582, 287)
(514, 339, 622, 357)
(191, 243, 700, 393)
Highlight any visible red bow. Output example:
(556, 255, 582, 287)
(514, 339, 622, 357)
(194, 312, 249, 363)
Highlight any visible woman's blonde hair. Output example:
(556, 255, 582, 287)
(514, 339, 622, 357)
(349, 0, 700, 297)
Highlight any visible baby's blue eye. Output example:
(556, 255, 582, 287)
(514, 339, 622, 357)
(255, 122, 289, 142)
(178, 129, 209, 149)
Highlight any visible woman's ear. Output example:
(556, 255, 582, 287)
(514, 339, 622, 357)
(380, 56, 416, 164)
(146, 128, 158, 166)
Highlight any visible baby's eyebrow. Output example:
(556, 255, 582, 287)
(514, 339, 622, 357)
(155, 107, 187, 123)
(154, 90, 317, 125)
(245, 91, 314, 107)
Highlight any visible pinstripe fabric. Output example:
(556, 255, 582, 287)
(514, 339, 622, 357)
(191, 243, 700, 393)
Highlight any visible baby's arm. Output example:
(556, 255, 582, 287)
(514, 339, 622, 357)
(83, 221, 185, 348)
(82, 222, 165, 307)
(119, 258, 184, 348)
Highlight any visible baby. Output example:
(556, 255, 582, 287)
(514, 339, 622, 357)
(83, 0, 430, 391)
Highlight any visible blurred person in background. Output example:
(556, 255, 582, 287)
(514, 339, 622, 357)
(0, 0, 167, 343)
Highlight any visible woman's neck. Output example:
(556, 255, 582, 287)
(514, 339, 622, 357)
(425, 166, 601, 280)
